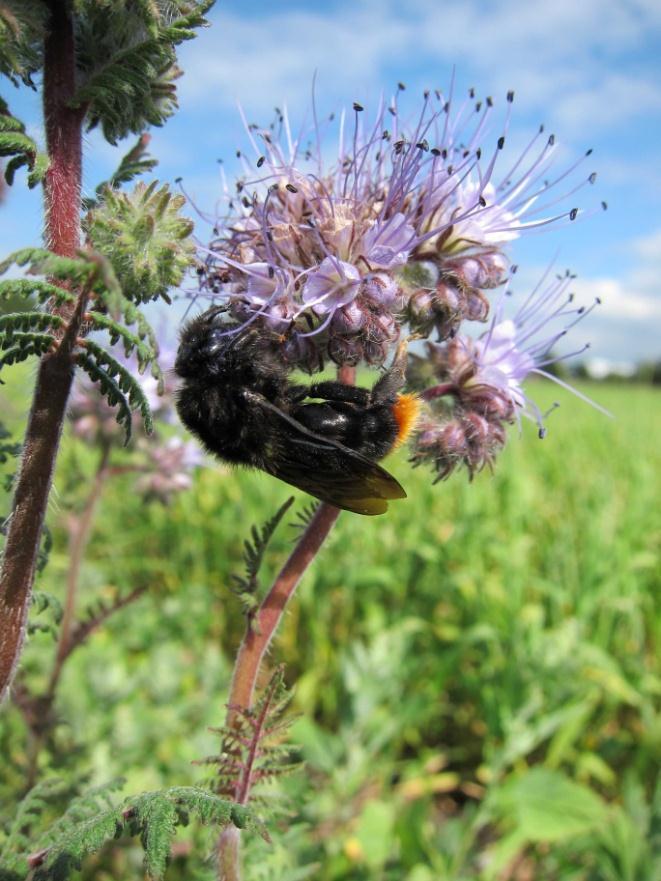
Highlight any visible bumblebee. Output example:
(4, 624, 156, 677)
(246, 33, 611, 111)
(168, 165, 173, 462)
(174, 310, 419, 514)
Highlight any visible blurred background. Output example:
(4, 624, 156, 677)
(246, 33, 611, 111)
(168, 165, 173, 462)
(1, 1, 660, 879)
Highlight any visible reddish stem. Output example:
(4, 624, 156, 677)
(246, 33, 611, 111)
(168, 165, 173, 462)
(224, 502, 341, 730)
(216, 365, 354, 879)
(0, 2, 86, 699)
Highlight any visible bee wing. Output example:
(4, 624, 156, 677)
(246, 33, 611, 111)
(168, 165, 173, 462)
(246, 392, 406, 515)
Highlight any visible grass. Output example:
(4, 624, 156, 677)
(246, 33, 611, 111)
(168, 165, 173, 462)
(1, 377, 660, 879)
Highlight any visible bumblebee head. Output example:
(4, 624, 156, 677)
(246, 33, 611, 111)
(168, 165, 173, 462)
(175, 309, 231, 380)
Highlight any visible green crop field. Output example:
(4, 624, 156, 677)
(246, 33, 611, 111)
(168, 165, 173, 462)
(1, 379, 660, 880)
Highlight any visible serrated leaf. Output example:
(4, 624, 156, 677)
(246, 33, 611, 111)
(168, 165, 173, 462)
(0, 279, 75, 306)
(75, 352, 134, 443)
(84, 134, 157, 210)
(0, 330, 56, 352)
(0, 130, 36, 158)
(134, 794, 177, 880)
(0, 248, 97, 284)
(0, 312, 64, 336)
(80, 340, 153, 437)
(0, 332, 55, 370)
(86, 311, 155, 368)
(4, 153, 28, 185)
(27, 152, 49, 188)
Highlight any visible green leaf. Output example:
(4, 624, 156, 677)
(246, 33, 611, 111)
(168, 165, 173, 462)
(490, 767, 609, 843)
(73, 1, 214, 144)
(0, 2, 46, 87)
(0, 312, 64, 337)
(86, 311, 155, 369)
(0, 279, 76, 306)
(84, 133, 158, 210)
(27, 151, 50, 188)
(134, 794, 178, 880)
(0, 248, 98, 285)
(0, 332, 55, 370)
(75, 352, 135, 443)
(79, 340, 154, 438)
(355, 800, 396, 869)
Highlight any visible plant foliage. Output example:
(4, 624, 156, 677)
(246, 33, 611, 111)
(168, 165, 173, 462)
(230, 497, 295, 617)
(207, 668, 300, 810)
(84, 181, 195, 304)
(0, 781, 259, 881)
(73, 0, 215, 144)
(0, 98, 49, 188)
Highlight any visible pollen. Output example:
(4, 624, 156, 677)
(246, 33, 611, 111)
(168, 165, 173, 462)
(392, 393, 421, 448)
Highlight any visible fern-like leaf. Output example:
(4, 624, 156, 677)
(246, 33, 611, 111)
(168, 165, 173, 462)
(22, 786, 261, 881)
(0, 3, 46, 88)
(0, 279, 76, 307)
(0, 780, 67, 870)
(0, 248, 98, 285)
(230, 497, 294, 614)
(0, 311, 64, 339)
(75, 352, 134, 442)
(289, 501, 321, 533)
(133, 795, 177, 880)
(82, 340, 153, 434)
(83, 133, 158, 211)
(208, 668, 300, 811)
(0, 422, 21, 465)
(65, 586, 146, 660)
(0, 101, 48, 187)
(73, 1, 213, 144)
(86, 311, 155, 369)
(0, 332, 56, 370)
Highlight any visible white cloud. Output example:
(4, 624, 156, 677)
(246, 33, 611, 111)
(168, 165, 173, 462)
(176, 0, 661, 141)
(575, 276, 661, 321)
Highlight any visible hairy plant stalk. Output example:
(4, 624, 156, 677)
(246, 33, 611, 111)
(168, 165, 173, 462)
(0, 2, 86, 699)
(224, 502, 341, 731)
(216, 364, 354, 880)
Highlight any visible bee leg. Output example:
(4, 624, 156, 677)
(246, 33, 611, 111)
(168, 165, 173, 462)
(306, 382, 371, 405)
(288, 384, 313, 403)
(371, 341, 408, 404)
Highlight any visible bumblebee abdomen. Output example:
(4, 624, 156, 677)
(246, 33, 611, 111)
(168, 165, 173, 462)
(294, 400, 400, 461)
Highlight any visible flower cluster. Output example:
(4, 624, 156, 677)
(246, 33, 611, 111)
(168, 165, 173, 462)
(189, 83, 604, 480)
(69, 345, 204, 503)
(408, 269, 605, 479)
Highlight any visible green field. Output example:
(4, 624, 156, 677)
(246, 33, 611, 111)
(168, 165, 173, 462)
(1, 379, 660, 880)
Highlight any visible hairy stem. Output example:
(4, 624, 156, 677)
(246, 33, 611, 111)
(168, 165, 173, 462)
(216, 364, 354, 880)
(224, 503, 341, 730)
(0, 1, 85, 699)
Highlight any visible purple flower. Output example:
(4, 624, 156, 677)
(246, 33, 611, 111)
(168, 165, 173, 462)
(188, 83, 598, 370)
(409, 268, 607, 480)
(302, 258, 361, 314)
(362, 213, 415, 269)
(179, 82, 605, 483)
(136, 437, 205, 503)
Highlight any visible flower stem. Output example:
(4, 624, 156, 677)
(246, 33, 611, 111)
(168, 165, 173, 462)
(216, 364, 354, 879)
(224, 502, 341, 730)
(0, 1, 86, 700)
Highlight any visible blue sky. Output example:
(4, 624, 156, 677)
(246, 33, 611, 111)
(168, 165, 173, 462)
(2, 0, 660, 364)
